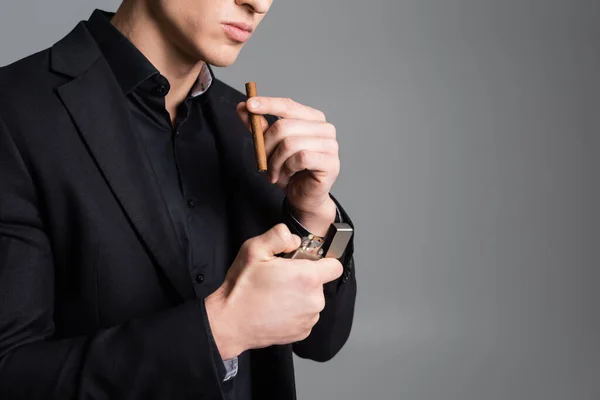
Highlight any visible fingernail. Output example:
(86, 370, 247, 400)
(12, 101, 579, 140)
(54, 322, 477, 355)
(249, 99, 260, 109)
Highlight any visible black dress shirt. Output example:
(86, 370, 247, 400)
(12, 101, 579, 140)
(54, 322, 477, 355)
(86, 9, 249, 399)
(85, 8, 344, 399)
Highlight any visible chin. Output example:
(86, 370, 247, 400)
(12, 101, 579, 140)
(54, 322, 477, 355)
(204, 48, 242, 68)
(184, 38, 241, 68)
(206, 55, 239, 68)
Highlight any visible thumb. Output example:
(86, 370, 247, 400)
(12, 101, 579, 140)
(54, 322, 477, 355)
(251, 223, 301, 261)
(313, 258, 344, 284)
(236, 101, 270, 133)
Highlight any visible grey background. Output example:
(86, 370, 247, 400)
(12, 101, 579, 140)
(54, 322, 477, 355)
(1, 1, 599, 399)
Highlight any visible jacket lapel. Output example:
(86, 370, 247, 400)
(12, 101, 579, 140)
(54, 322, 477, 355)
(204, 80, 285, 245)
(204, 80, 296, 400)
(51, 23, 194, 300)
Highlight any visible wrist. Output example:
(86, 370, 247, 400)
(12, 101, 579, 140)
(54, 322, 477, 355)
(205, 287, 245, 360)
(289, 196, 337, 237)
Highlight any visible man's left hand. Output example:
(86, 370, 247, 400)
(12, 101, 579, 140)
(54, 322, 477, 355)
(237, 97, 339, 236)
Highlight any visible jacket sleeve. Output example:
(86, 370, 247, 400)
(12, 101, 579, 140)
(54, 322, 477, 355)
(282, 195, 357, 362)
(0, 116, 226, 399)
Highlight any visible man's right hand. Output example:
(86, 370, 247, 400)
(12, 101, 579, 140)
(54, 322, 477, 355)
(205, 223, 343, 360)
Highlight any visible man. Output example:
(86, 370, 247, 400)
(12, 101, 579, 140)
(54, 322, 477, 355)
(0, 0, 356, 398)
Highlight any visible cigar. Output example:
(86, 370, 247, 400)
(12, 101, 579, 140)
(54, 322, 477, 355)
(245, 82, 267, 172)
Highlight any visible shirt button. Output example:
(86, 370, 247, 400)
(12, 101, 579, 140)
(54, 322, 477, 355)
(196, 274, 205, 284)
(154, 85, 168, 96)
(187, 198, 195, 208)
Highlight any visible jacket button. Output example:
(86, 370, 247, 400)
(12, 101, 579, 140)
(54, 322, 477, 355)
(342, 269, 351, 283)
(187, 199, 195, 208)
(196, 274, 205, 284)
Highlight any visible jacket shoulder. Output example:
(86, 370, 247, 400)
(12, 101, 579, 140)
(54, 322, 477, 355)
(0, 47, 54, 89)
(0, 45, 69, 125)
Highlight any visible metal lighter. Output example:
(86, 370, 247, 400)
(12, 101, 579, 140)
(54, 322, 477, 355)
(283, 223, 353, 260)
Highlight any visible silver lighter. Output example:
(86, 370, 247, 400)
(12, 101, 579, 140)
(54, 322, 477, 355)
(283, 223, 353, 260)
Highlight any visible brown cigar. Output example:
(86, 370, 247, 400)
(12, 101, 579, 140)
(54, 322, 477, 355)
(245, 82, 267, 172)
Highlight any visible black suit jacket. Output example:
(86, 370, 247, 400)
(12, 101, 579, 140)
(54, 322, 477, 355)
(0, 17, 356, 400)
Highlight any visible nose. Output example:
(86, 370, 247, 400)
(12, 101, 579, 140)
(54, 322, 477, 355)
(235, 0, 272, 15)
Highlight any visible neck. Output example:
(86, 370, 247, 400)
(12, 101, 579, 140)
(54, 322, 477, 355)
(111, 1, 204, 124)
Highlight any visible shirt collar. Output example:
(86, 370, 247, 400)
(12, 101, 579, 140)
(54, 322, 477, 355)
(85, 9, 213, 98)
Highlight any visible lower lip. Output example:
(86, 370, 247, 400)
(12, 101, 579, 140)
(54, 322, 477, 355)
(222, 24, 251, 43)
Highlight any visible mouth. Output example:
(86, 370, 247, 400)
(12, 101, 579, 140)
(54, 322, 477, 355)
(221, 22, 253, 43)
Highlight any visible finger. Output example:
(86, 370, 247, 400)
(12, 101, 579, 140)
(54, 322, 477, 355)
(281, 152, 340, 183)
(273, 169, 317, 192)
(236, 101, 270, 133)
(268, 137, 338, 184)
(273, 168, 291, 190)
(263, 119, 336, 156)
(251, 223, 301, 260)
(246, 96, 326, 122)
(273, 167, 315, 190)
(313, 258, 344, 284)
